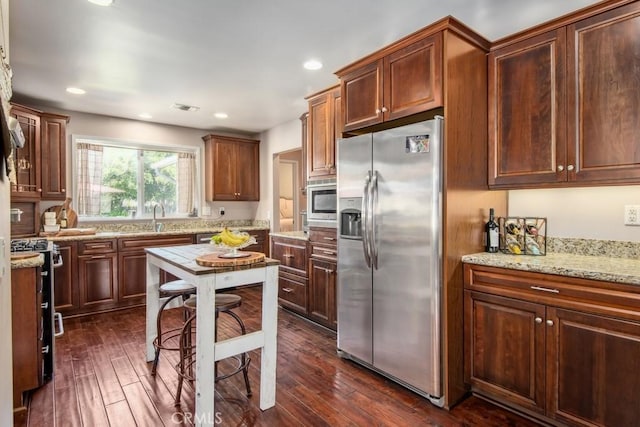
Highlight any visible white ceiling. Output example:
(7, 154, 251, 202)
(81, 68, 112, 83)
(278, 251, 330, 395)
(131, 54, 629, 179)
(8, 0, 601, 134)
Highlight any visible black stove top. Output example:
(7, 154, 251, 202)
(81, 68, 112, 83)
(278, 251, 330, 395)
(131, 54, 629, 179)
(11, 238, 51, 252)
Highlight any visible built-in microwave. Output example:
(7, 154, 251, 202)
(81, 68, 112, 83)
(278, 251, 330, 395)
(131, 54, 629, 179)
(307, 183, 337, 227)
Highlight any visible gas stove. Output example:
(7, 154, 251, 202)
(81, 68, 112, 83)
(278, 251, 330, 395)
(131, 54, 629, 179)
(10, 238, 51, 252)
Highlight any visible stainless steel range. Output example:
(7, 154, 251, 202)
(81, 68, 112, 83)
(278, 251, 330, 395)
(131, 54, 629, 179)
(10, 238, 64, 385)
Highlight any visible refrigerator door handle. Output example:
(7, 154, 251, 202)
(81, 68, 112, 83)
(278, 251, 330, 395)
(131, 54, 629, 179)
(370, 170, 379, 270)
(362, 171, 372, 268)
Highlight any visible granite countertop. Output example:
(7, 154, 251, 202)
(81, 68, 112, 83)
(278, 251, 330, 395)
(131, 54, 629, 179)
(47, 226, 270, 242)
(269, 230, 308, 241)
(11, 253, 44, 270)
(461, 252, 640, 286)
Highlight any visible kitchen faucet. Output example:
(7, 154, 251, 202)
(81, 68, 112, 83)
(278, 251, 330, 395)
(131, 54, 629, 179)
(151, 203, 165, 232)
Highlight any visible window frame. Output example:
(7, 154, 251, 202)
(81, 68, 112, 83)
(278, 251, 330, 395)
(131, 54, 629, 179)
(71, 134, 201, 222)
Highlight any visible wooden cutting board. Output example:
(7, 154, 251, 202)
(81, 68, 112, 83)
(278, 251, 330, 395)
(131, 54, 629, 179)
(195, 251, 265, 267)
(40, 227, 97, 237)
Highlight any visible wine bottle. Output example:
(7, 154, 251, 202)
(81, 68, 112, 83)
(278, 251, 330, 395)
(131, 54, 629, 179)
(60, 208, 68, 229)
(485, 208, 499, 253)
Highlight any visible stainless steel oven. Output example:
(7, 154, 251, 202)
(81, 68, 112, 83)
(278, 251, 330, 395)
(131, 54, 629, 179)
(307, 182, 337, 227)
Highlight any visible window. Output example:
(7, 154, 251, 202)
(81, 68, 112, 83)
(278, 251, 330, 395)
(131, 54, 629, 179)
(73, 137, 199, 219)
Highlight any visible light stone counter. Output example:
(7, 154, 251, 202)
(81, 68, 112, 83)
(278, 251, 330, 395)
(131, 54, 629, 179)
(268, 230, 308, 241)
(461, 252, 640, 286)
(10, 254, 44, 270)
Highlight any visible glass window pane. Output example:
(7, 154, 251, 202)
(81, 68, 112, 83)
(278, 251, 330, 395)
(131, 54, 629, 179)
(101, 146, 138, 217)
(143, 150, 178, 215)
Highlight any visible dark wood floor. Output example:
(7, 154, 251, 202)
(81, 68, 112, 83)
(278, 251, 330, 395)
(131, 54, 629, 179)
(22, 286, 541, 426)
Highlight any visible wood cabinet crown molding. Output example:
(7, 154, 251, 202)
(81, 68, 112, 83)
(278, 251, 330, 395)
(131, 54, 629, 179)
(335, 15, 489, 77)
(490, 0, 637, 50)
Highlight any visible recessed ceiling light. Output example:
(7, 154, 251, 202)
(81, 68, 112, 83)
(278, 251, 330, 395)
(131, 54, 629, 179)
(138, 113, 152, 119)
(171, 102, 200, 112)
(303, 59, 323, 71)
(214, 112, 228, 119)
(66, 87, 86, 95)
(88, 0, 114, 6)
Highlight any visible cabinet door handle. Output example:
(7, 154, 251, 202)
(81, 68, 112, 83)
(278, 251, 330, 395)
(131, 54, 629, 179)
(375, 108, 381, 114)
(567, 165, 574, 171)
(62, 188, 66, 193)
(41, 302, 49, 310)
(546, 320, 554, 326)
(557, 165, 564, 172)
(534, 317, 543, 324)
(41, 271, 49, 277)
(530, 286, 559, 294)
(42, 345, 50, 354)
(381, 106, 388, 113)
(282, 287, 293, 293)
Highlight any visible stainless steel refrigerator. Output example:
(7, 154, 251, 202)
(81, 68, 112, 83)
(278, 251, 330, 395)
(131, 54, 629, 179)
(337, 117, 443, 407)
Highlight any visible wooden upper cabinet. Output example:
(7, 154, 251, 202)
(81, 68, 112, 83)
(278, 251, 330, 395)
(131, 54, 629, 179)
(10, 104, 41, 199)
(10, 104, 69, 201)
(489, 1, 640, 188)
(339, 34, 443, 132)
(40, 113, 70, 200)
(567, 1, 640, 183)
(306, 85, 340, 179)
(202, 134, 260, 201)
(488, 29, 567, 187)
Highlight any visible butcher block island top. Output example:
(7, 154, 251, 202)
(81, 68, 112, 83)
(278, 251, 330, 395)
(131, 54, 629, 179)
(145, 244, 278, 274)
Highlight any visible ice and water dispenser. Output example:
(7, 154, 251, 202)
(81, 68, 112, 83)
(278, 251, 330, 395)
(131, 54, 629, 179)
(339, 197, 362, 239)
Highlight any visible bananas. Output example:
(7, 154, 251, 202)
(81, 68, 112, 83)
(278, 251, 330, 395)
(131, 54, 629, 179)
(213, 227, 251, 247)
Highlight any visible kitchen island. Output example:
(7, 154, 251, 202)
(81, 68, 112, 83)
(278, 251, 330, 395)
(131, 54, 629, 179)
(145, 244, 279, 426)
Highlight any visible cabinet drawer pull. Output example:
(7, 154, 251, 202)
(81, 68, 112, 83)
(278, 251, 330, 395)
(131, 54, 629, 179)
(282, 287, 293, 293)
(534, 317, 542, 324)
(283, 254, 294, 259)
(321, 250, 336, 255)
(546, 320, 554, 326)
(323, 237, 336, 241)
(89, 244, 109, 249)
(530, 286, 559, 294)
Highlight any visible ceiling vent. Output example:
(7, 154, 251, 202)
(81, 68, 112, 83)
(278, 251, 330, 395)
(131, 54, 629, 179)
(171, 103, 200, 112)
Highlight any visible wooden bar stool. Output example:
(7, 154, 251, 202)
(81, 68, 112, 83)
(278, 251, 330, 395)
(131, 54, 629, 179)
(174, 293, 252, 404)
(150, 279, 197, 375)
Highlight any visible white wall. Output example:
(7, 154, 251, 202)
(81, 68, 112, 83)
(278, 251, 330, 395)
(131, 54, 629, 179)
(509, 185, 640, 241)
(256, 118, 303, 223)
(1, 0, 13, 423)
(26, 107, 260, 220)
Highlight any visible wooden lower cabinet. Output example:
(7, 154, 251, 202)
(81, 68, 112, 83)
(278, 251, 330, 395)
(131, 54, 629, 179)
(117, 234, 195, 306)
(464, 263, 640, 426)
(308, 257, 337, 330)
(78, 252, 118, 311)
(53, 241, 78, 313)
(271, 235, 309, 317)
(11, 267, 43, 420)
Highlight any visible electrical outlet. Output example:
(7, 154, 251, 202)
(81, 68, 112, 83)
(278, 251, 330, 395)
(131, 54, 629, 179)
(624, 205, 640, 226)
(219, 207, 225, 216)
